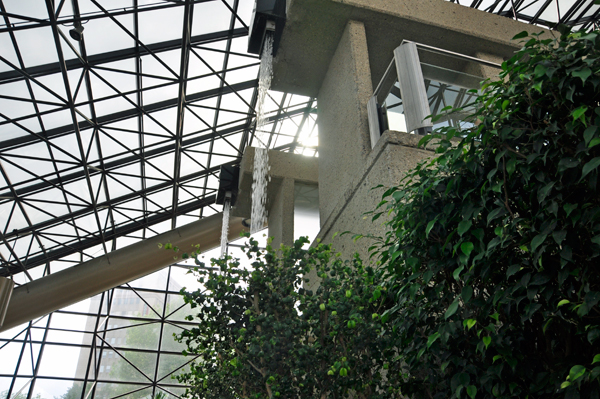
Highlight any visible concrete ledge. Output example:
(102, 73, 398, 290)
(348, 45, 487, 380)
(232, 147, 319, 218)
(273, 0, 551, 96)
(315, 130, 437, 260)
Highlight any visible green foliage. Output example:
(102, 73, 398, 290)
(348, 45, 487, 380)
(375, 29, 600, 398)
(0, 390, 45, 399)
(175, 235, 401, 398)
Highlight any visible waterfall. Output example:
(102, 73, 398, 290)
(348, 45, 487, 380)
(250, 35, 274, 234)
(220, 196, 231, 257)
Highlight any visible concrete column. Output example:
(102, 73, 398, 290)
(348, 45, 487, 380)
(317, 20, 373, 226)
(268, 177, 295, 248)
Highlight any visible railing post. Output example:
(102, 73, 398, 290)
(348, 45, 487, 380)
(393, 42, 433, 135)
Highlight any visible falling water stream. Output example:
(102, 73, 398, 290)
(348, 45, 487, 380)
(250, 35, 274, 234)
(220, 35, 274, 256)
(220, 195, 231, 257)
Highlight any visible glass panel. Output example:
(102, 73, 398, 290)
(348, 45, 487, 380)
(159, 323, 187, 353)
(0, 341, 21, 375)
(41, 381, 88, 399)
(0, 377, 33, 399)
(164, 295, 193, 323)
(37, 344, 89, 379)
(93, 383, 151, 399)
(156, 354, 191, 382)
(422, 63, 483, 132)
(381, 47, 501, 135)
(102, 349, 157, 383)
(104, 319, 161, 351)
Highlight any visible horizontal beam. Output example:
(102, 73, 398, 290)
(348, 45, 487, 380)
(1, 193, 218, 276)
(0, 28, 247, 84)
(0, 105, 311, 202)
(0, 211, 249, 332)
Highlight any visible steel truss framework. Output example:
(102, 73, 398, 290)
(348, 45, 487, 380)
(0, 0, 598, 399)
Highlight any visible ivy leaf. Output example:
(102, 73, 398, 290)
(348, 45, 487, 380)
(531, 233, 547, 253)
(373, 289, 381, 300)
(537, 181, 555, 203)
(461, 242, 474, 257)
(512, 31, 529, 40)
(558, 157, 579, 172)
(445, 299, 459, 319)
(427, 332, 441, 348)
(483, 336, 491, 349)
(572, 67, 592, 84)
(457, 220, 472, 236)
(426, 220, 436, 238)
(462, 286, 473, 302)
(507, 264, 521, 277)
(534, 64, 547, 78)
(584, 126, 597, 145)
(453, 265, 464, 280)
(571, 105, 588, 122)
(557, 299, 570, 307)
(552, 230, 567, 245)
(589, 138, 600, 148)
(593, 354, 600, 364)
(466, 385, 477, 399)
(463, 319, 477, 330)
(569, 365, 586, 382)
(589, 330, 600, 344)
(581, 157, 600, 180)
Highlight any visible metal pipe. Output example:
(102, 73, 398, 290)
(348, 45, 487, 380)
(0, 213, 248, 332)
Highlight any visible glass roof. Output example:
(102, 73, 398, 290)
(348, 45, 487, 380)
(0, 0, 318, 285)
(0, 1, 598, 399)
(0, 0, 597, 284)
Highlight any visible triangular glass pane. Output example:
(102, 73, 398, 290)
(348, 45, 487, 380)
(156, 353, 190, 382)
(164, 295, 193, 323)
(13, 27, 58, 68)
(139, 7, 183, 44)
(128, 268, 169, 292)
(94, 382, 152, 399)
(84, 14, 135, 56)
(192, 1, 232, 36)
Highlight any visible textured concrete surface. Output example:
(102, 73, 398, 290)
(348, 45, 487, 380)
(272, 0, 551, 96)
(317, 21, 373, 225)
(316, 130, 441, 262)
(268, 177, 296, 247)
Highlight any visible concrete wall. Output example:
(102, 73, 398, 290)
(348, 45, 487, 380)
(317, 20, 373, 225)
(273, 0, 551, 96)
(268, 177, 295, 247)
(316, 131, 439, 262)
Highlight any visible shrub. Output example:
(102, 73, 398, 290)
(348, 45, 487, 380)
(374, 29, 600, 398)
(175, 235, 401, 398)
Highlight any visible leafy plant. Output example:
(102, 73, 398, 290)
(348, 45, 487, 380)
(175, 234, 401, 398)
(373, 28, 600, 398)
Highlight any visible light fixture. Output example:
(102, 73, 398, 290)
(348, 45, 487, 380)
(69, 25, 84, 41)
(0, 276, 14, 328)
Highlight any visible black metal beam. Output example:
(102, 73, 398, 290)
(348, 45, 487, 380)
(0, 79, 257, 150)
(0, 105, 308, 202)
(0, 28, 248, 84)
(0, 193, 217, 276)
